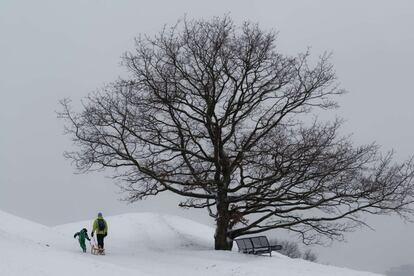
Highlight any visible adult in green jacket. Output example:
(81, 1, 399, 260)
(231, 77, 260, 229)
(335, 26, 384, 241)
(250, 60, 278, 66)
(91, 212, 108, 250)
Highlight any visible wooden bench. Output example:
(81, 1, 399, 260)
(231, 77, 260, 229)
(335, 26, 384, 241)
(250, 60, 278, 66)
(235, 236, 282, 256)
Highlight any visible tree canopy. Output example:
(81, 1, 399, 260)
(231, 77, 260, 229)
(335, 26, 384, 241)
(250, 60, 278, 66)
(61, 16, 414, 250)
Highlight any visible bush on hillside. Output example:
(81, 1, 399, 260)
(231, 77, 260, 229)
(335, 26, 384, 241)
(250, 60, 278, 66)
(270, 238, 317, 262)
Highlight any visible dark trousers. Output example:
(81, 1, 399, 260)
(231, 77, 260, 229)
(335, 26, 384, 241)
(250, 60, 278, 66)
(97, 234, 105, 249)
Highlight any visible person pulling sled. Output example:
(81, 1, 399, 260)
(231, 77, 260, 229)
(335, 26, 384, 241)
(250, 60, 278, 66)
(91, 212, 108, 255)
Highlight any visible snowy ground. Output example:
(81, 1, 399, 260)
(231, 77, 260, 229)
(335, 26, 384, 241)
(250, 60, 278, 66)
(0, 210, 383, 276)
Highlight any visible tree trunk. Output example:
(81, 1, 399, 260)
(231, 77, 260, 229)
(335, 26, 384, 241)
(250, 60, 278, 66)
(214, 198, 233, 250)
(214, 218, 233, 250)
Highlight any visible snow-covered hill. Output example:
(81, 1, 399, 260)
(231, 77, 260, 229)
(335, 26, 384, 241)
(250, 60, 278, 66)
(0, 210, 383, 276)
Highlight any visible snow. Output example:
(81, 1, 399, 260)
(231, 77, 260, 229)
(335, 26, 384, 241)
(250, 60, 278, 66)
(0, 210, 383, 276)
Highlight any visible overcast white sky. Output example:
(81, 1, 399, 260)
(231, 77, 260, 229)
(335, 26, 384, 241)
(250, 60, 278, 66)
(1, 0, 414, 274)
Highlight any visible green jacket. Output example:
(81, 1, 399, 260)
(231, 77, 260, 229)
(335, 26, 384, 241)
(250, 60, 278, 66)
(92, 215, 108, 235)
(74, 229, 90, 242)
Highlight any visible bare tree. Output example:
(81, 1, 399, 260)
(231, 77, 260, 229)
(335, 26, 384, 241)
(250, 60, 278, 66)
(60, 16, 414, 251)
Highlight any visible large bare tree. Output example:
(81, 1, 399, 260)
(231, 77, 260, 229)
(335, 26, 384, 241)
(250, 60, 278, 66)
(60, 16, 414, 250)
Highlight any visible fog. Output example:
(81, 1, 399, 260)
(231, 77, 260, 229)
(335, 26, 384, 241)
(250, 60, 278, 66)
(1, 0, 414, 274)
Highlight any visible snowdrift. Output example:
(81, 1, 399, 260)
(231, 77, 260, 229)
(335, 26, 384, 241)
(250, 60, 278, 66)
(0, 210, 142, 276)
(0, 210, 383, 276)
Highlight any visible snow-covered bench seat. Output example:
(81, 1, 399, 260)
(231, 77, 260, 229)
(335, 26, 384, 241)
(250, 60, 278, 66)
(235, 236, 282, 256)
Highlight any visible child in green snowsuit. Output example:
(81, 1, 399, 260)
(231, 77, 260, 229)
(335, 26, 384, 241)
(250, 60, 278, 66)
(73, 228, 91, 252)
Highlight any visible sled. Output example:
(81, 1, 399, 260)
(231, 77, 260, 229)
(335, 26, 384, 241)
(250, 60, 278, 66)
(90, 237, 105, 255)
(91, 244, 105, 255)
